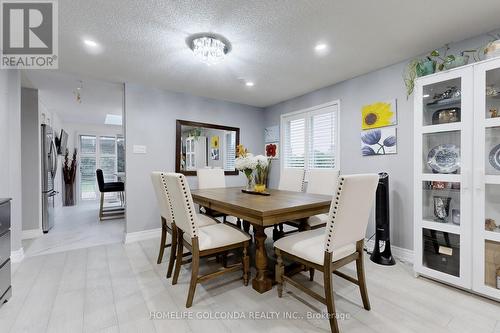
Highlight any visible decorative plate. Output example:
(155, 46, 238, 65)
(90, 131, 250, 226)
(427, 144, 460, 173)
(489, 144, 500, 170)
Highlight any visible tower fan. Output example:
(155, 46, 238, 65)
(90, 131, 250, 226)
(370, 172, 396, 265)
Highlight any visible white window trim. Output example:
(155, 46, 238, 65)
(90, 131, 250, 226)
(280, 100, 340, 173)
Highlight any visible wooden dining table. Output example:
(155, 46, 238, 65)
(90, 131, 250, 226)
(191, 187, 332, 293)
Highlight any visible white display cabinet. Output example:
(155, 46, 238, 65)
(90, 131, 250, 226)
(414, 57, 500, 301)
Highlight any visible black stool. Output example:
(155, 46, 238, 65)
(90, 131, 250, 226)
(96, 169, 125, 221)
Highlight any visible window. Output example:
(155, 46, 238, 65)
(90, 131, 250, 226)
(79, 134, 125, 200)
(80, 135, 97, 200)
(223, 131, 236, 171)
(281, 102, 339, 171)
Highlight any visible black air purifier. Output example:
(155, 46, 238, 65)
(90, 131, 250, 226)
(370, 172, 396, 265)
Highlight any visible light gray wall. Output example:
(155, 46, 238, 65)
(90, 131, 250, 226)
(264, 31, 499, 251)
(0, 70, 22, 253)
(21, 88, 41, 232)
(124, 83, 265, 234)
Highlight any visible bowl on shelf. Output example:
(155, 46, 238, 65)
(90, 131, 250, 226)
(432, 107, 461, 124)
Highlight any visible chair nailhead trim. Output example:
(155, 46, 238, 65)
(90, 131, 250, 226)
(325, 177, 345, 252)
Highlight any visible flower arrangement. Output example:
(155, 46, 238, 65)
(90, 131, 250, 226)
(62, 148, 78, 206)
(235, 144, 271, 192)
(254, 155, 271, 193)
(235, 144, 257, 190)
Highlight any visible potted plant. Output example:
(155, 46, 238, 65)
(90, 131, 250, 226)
(416, 56, 437, 77)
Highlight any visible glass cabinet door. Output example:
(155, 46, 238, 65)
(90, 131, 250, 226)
(473, 59, 500, 300)
(414, 67, 473, 289)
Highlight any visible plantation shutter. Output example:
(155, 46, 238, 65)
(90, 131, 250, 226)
(283, 117, 306, 168)
(224, 131, 236, 170)
(309, 107, 336, 169)
(281, 103, 338, 171)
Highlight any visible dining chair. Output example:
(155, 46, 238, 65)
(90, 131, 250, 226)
(278, 168, 305, 192)
(163, 172, 250, 308)
(274, 174, 379, 333)
(197, 168, 242, 228)
(151, 172, 218, 279)
(303, 169, 340, 229)
(274, 168, 306, 240)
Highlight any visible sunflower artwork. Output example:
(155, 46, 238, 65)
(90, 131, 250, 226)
(361, 127, 397, 156)
(361, 100, 397, 130)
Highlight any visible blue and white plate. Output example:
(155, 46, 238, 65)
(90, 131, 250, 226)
(489, 144, 500, 171)
(427, 144, 460, 173)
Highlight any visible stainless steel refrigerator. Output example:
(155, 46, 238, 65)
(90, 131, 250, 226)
(41, 124, 58, 233)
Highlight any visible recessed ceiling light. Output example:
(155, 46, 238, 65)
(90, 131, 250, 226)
(105, 114, 122, 126)
(83, 39, 98, 47)
(245, 81, 254, 87)
(423, 94, 430, 98)
(314, 43, 328, 52)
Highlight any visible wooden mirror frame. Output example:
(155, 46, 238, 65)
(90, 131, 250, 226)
(175, 120, 240, 176)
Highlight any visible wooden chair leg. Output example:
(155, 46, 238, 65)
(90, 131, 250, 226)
(186, 240, 200, 308)
(242, 245, 249, 286)
(272, 225, 279, 241)
(309, 268, 315, 281)
(157, 221, 167, 264)
(356, 246, 371, 310)
(324, 262, 339, 333)
(236, 219, 242, 229)
(276, 249, 284, 297)
(172, 230, 184, 285)
(243, 221, 250, 234)
(99, 192, 104, 221)
(166, 225, 178, 279)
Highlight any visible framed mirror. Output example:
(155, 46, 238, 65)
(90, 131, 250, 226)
(175, 120, 240, 176)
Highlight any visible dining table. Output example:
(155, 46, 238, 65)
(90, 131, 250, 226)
(190, 187, 332, 293)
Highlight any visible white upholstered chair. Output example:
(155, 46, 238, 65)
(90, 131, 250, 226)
(274, 174, 379, 333)
(163, 172, 251, 308)
(278, 168, 305, 192)
(273, 168, 306, 240)
(197, 168, 242, 228)
(304, 169, 340, 229)
(151, 172, 217, 279)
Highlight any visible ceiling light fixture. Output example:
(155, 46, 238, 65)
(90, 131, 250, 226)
(187, 33, 231, 65)
(315, 43, 327, 51)
(245, 81, 254, 87)
(83, 39, 98, 48)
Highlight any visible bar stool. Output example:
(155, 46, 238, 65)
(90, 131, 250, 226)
(96, 169, 125, 221)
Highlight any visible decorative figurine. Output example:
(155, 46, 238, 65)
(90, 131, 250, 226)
(485, 218, 497, 231)
(490, 107, 499, 118)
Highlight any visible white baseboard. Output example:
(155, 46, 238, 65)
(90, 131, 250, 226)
(22, 228, 43, 240)
(123, 228, 161, 244)
(365, 238, 414, 264)
(11, 248, 25, 263)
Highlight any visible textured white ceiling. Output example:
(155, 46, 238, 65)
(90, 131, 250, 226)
(48, 1, 500, 107)
(22, 71, 123, 125)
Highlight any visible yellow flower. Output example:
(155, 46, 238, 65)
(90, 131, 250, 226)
(236, 144, 248, 157)
(361, 102, 395, 129)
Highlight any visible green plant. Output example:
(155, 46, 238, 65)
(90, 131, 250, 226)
(403, 59, 419, 98)
(429, 46, 455, 71)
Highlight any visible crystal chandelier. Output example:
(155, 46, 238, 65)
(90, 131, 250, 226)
(189, 34, 230, 65)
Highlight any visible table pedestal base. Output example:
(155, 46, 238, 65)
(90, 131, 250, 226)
(251, 224, 273, 293)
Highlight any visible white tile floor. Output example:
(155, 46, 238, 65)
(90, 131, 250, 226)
(3, 234, 500, 333)
(22, 202, 125, 257)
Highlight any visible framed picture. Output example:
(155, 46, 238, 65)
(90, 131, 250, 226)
(210, 135, 220, 148)
(265, 142, 279, 159)
(211, 148, 220, 160)
(264, 125, 279, 143)
(361, 99, 397, 130)
(361, 127, 397, 156)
